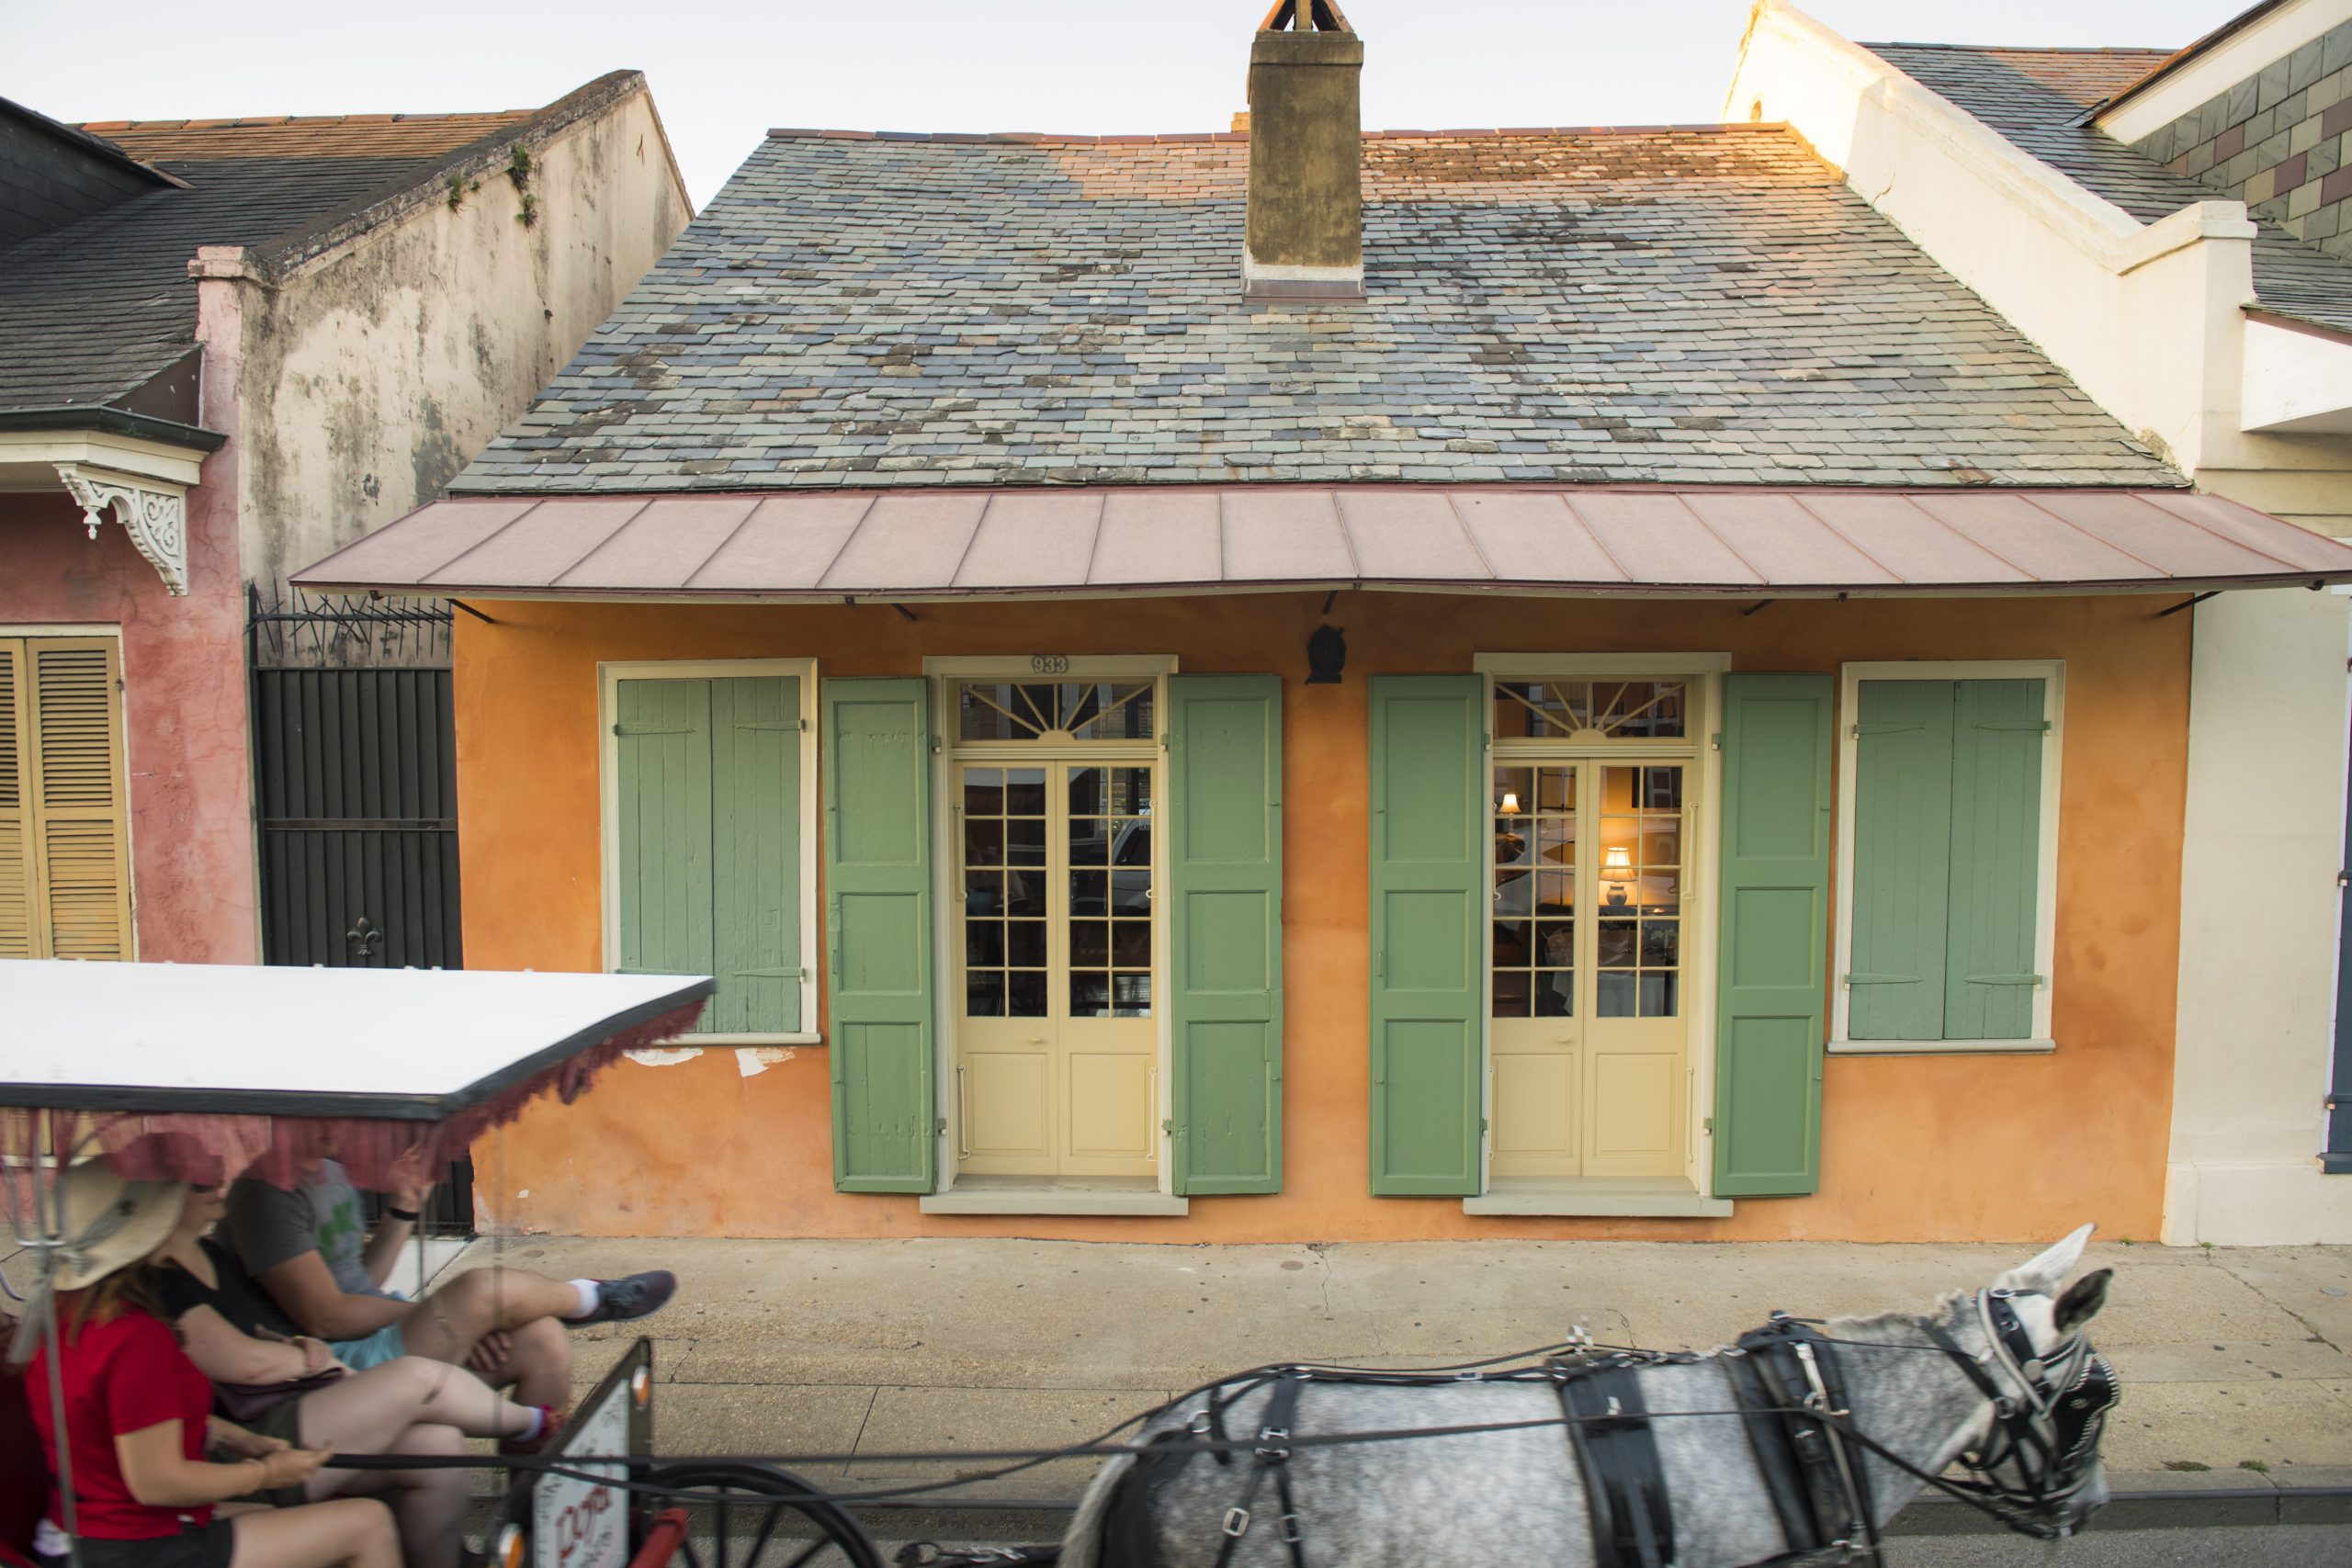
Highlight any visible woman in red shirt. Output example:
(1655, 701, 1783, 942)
(21, 1164, 400, 1568)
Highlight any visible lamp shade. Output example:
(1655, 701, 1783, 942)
(1498, 792, 1521, 817)
(1602, 845, 1634, 877)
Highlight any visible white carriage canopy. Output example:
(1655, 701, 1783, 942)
(0, 962, 711, 1188)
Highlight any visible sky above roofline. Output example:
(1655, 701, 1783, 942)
(11, 1, 2254, 209)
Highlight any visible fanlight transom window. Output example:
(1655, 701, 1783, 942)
(957, 681, 1157, 743)
(1494, 680, 1687, 742)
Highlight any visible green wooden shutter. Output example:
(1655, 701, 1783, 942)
(1847, 682, 1954, 1042)
(710, 676, 804, 1034)
(616, 676, 803, 1036)
(615, 678, 715, 998)
(1944, 679, 2046, 1041)
(824, 678, 935, 1193)
(1368, 675, 1484, 1196)
(1167, 676, 1283, 1194)
(1714, 672, 1834, 1197)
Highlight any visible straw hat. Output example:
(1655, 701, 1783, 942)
(48, 1163, 187, 1292)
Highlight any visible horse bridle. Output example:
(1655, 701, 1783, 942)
(1905, 1288, 2120, 1540)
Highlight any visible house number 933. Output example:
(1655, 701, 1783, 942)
(1029, 654, 1071, 675)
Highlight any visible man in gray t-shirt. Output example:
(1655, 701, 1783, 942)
(224, 1158, 382, 1298)
(221, 1140, 678, 1427)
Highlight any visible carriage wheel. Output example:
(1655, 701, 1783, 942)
(640, 1461, 887, 1568)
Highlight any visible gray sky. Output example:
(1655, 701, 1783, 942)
(12, 1, 2248, 208)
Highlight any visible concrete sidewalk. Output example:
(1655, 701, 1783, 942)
(471, 1235, 2352, 1494)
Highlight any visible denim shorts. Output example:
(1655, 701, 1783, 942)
(327, 1289, 411, 1371)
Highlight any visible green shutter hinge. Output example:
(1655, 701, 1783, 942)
(1711, 731, 1723, 751)
(1161, 1118, 1174, 1134)
(1962, 973, 2045, 987)
(935, 1117, 948, 1135)
(1702, 1116, 1715, 1134)
(1480, 1118, 1488, 1134)
(930, 734, 943, 754)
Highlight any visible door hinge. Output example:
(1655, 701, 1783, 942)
(1161, 1118, 1175, 1134)
(1702, 1116, 1715, 1134)
(1711, 731, 1723, 751)
(935, 1117, 948, 1135)
(1480, 1118, 1488, 1134)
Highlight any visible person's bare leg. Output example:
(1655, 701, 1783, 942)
(323, 1425, 467, 1568)
(230, 1497, 401, 1568)
(469, 1312, 572, 1411)
(297, 1357, 538, 1452)
(394, 1268, 582, 1364)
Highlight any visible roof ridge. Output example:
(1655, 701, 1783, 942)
(79, 109, 539, 133)
(1860, 40, 2175, 56)
(763, 123, 1792, 145)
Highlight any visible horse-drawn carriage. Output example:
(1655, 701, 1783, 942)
(3, 959, 2123, 1568)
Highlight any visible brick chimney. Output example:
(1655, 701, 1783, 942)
(1243, 0, 1363, 300)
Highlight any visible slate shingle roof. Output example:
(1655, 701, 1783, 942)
(1865, 41, 2352, 335)
(449, 125, 2174, 495)
(0, 78, 630, 419)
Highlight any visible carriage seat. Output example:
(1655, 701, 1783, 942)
(1, 1327, 49, 1568)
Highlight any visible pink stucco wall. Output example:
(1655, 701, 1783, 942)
(0, 459, 256, 964)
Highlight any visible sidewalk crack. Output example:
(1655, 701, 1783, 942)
(844, 1384, 881, 1477)
(2212, 1256, 2347, 1356)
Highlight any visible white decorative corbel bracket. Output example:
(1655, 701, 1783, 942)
(55, 464, 189, 595)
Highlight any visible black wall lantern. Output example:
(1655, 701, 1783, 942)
(1306, 624, 1347, 684)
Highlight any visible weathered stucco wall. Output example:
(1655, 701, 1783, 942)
(0, 476, 254, 964)
(232, 88, 691, 596)
(454, 590, 2189, 1245)
(2166, 585, 2352, 1244)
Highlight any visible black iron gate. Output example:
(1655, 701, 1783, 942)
(250, 589, 473, 1227)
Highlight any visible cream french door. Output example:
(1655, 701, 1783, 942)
(956, 759, 1157, 1178)
(1488, 681, 1692, 1181)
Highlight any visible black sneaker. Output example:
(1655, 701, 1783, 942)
(569, 1270, 677, 1325)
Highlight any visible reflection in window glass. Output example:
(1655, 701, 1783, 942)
(1493, 680, 1687, 741)
(958, 682, 1156, 742)
(1598, 763, 1682, 1019)
(962, 766, 1048, 1018)
(1492, 764, 1576, 1018)
(1068, 766, 1153, 1018)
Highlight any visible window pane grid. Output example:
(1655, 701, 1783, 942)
(1069, 765, 1153, 1018)
(1492, 764, 1575, 1019)
(962, 766, 1048, 1018)
(1493, 680, 1687, 742)
(1598, 763, 1681, 1019)
(957, 682, 1157, 743)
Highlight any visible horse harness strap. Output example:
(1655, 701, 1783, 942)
(1728, 1317, 1882, 1565)
(1555, 1356, 1678, 1568)
(1210, 1371, 1310, 1568)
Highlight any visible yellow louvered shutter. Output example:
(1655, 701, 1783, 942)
(26, 639, 131, 960)
(0, 640, 32, 957)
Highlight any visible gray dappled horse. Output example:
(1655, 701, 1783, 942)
(1060, 1228, 2118, 1568)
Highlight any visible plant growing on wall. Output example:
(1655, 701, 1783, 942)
(506, 144, 537, 227)
(446, 172, 480, 211)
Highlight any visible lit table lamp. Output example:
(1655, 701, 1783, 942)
(1603, 845, 1633, 907)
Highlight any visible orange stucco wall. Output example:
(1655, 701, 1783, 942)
(456, 590, 2188, 1243)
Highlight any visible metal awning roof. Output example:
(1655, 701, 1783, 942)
(290, 485, 2352, 600)
(0, 962, 711, 1119)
